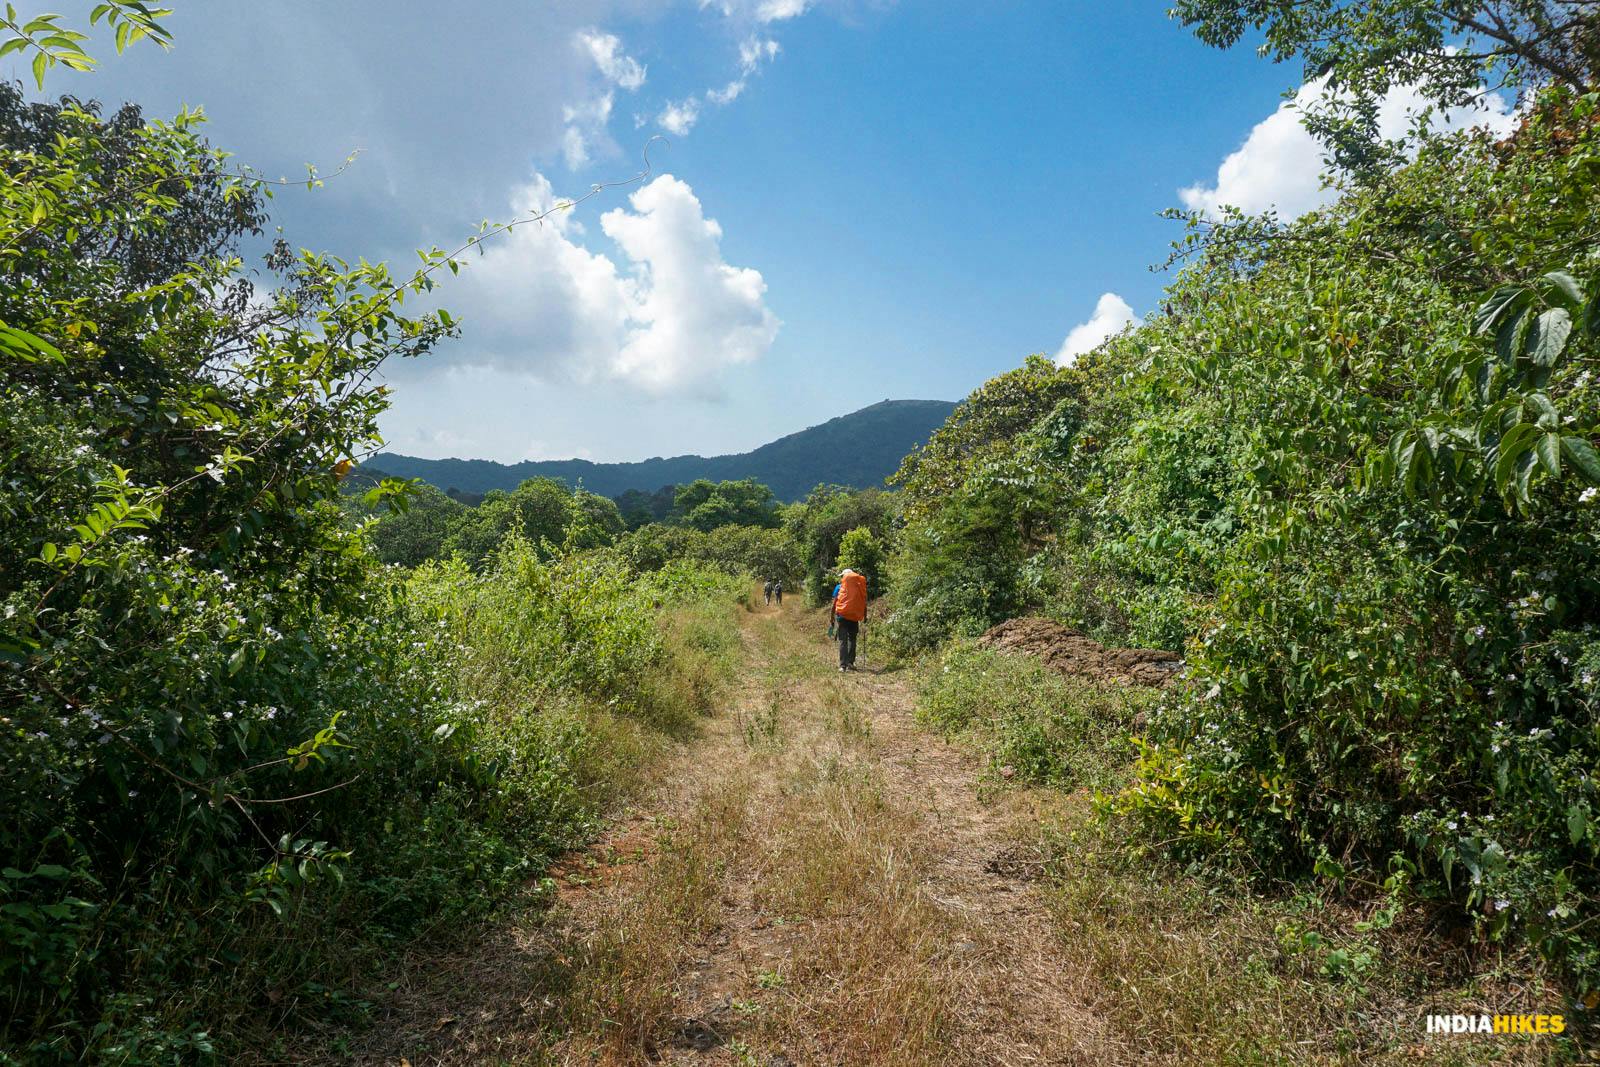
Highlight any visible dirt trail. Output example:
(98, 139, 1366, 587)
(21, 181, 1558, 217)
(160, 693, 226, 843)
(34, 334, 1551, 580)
(350, 601, 1115, 1066)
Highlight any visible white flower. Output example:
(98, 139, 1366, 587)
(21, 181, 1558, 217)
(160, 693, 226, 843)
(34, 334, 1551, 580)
(1581, 487, 1599, 504)
(1494, 898, 1511, 912)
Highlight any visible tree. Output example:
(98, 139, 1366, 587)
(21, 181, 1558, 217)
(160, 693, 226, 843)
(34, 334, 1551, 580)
(359, 481, 464, 567)
(615, 484, 677, 529)
(671, 478, 781, 531)
(1, 79, 462, 1053)
(890, 355, 1079, 525)
(1172, 0, 1600, 169)
(835, 526, 886, 593)
(440, 478, 622, 565)
(785, 485, 899, 603)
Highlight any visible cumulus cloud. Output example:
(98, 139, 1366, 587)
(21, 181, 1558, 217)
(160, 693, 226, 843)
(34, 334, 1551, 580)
(560, 92, 614, 169)
(700, 0, 811, 22)
(434, 173, 778, 395)
(560, 29, 645, 169)
(657, 98, 702, 134)
(1180, 77, 1519, 218)
(1055, 293, 1139, 365)
(702, 37, 781, 107)
(578, 30, 647, 90)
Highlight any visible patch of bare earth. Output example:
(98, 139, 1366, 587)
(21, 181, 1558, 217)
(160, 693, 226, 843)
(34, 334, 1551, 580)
(977, 616, 1182, 688)
(342, 602, 1117, 1065)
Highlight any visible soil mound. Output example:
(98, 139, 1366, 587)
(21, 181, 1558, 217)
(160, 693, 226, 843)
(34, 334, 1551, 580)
(977, 617, 1182, 687)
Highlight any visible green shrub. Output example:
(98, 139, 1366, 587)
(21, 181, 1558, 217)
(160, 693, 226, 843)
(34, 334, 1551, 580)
(918, 642, 1145, 791)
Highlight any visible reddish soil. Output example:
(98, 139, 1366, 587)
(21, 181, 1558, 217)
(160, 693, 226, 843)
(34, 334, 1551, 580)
(977, 617, 1182, 687)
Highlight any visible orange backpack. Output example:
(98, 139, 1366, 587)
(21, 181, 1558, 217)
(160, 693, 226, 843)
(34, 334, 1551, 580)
(834, 572, 867, 622)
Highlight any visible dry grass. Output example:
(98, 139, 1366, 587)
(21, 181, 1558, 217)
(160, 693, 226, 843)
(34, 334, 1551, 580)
(333, 595, 1594, 1066)
(1027, 806, 1583, 1066)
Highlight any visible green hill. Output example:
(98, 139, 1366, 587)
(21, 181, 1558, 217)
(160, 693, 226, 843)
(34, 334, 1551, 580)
(366, 399, 957, 501)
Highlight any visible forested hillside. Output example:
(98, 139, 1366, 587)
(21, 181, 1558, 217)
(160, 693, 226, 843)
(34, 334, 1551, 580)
(366, 398, 956, 501)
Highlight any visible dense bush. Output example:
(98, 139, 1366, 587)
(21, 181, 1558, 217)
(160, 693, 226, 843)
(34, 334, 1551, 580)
(834, 526, 886, 595)
(883, 360, 1080, 650)
(917, 642, 1145, 791)
(893, 93, 1600, 991)
(0, 82, 742, 1060)
(613, 521, 802, 586)
(783, 484, 897, 604)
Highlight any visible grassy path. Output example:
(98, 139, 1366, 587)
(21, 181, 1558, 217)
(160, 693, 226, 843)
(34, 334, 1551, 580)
(336, 599, 1577, 1066)
(347, 598, 1119, 1065)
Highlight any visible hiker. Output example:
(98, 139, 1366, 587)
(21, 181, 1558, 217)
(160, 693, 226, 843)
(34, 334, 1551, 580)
(774, 579, 783, 605)
(764, 579, 774, 605)
(833, 567, 867, 671)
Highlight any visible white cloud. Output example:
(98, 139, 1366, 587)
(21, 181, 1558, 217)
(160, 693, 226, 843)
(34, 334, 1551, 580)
(558, 30, 643, 170)
(700, 0, 811, 22)
(756, 0, 810, 20)
(658, 97, 702, 134)
(601, 175, 780, 392)
(707, 79, 746, 105)
(1055, 293, 1139, 365)
(560, 91, 614, 170)
(577, 30, 646, 91)
(701, 38, 780, 107)
(1180, 77, 1518, 218)
(740, 36, 781, 73)
(434, 173, 778, 395)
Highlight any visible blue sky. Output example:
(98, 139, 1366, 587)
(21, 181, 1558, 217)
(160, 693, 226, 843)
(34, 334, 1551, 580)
(11, 1, 1470, 463)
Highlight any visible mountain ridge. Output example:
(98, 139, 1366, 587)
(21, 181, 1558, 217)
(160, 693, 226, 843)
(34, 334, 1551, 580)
(367, 398, 957, 501)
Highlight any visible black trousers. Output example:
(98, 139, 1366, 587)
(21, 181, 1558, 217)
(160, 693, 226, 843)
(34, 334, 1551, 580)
(836, 618, 859, 668)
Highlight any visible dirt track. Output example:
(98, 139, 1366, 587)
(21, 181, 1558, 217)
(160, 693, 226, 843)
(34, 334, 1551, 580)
(346, 599, 1117, 1066)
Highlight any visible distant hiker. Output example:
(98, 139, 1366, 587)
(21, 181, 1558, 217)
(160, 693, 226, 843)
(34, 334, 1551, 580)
(833, 567, 867, 671)
(764, 579, 774, 605)
(774, 579, 783, 605)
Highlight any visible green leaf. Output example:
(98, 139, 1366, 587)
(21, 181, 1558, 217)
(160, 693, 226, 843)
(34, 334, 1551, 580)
(1526, 308, 1572, 367)
(1569, 805, 1589, 846)
(1474, 285, 1530, 336)
(1535, 432, 1561, 477)
(1496, 306, 1531, 365)
(1561, 436, 1600, 485)
(1541, 271, 1584, 310)
(1493, 423, 1536, 492)
(30, 48, 46, 89)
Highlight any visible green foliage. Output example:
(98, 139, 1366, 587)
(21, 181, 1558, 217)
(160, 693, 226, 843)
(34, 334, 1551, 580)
(918, 642, 1144, 791)
(0, 79, 743, 1060)
(346, 480, 464, 567)
(671, 477, 781, 531)
(834, 526, 885, 593)
(890, 354, 1078, 525)
(0, 2, 172, 89)
(615, 483, 677, 529)
(613, 521, 802, 586)
(439, 477, 623, 566)
(890, 92, 1600, 992)
(783, 484, 897, 604)
(1172, 0, 1598, 172)
(882, 361, 1082, 650)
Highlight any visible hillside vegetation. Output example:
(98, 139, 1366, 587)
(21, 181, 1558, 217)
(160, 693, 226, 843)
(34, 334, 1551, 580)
(884, 88, 1600, 994)
(365, 398, 956, 501)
